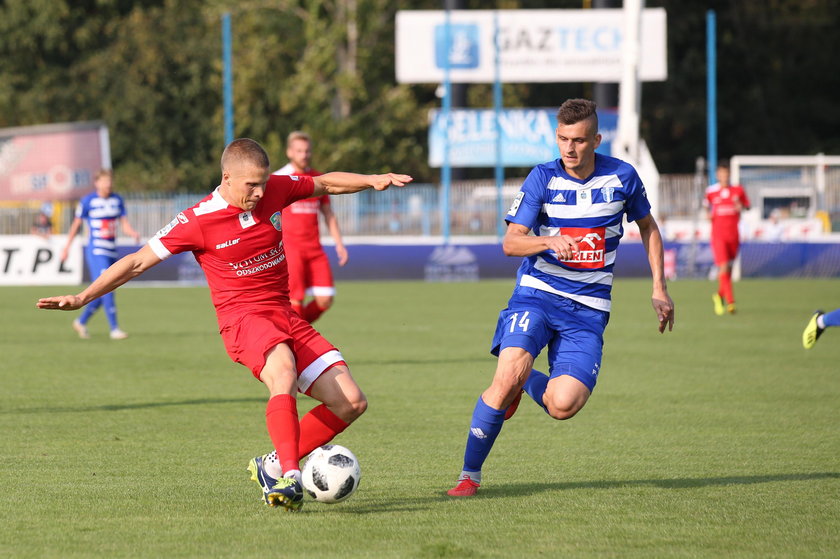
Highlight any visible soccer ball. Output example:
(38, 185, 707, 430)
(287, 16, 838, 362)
(301, 444, 361, 503)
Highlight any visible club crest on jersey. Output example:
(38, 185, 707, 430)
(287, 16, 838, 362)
(239, 211, 256, 229)
(270, 211, 282, 231)
(177, 212, 189, 224)
(602, 187, 614, 203)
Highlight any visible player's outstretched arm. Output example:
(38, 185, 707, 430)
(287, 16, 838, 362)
(312, 172, 413, 196)
(37, 244, 162, 311)
(636, 214, 675, 333)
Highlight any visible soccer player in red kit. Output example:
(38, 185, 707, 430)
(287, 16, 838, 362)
(704, 160, 750, 315)
(37, 138, 412, 511)
(273, 131, 348, 323)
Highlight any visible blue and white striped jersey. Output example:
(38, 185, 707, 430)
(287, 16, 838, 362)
(75, 192, 127, 258)
(506, 153, 651, 312)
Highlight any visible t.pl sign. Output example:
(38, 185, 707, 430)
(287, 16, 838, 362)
(396, 9, 667, 84)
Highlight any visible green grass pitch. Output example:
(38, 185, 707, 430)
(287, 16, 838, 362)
(1, 278, 838, 558)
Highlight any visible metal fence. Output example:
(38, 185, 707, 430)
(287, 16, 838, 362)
(1, 170, 838, 238)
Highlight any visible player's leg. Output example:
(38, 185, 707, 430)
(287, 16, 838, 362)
(541, 300, 606, 419)
(300, 364, 366, 457)
(302, 250, 335, 323)
(710, 236, 728, 315)
(803, 308, 840, 349)
(286, 245, 306, 318)
(449, 300, 550, 496)
(223, 310, 304, 510)
(76, 250, 103, 332)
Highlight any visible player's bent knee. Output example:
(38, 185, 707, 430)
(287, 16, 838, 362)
(546, 402, 583, 421)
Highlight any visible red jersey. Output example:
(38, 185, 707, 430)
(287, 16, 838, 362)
(274, 164, 329, 251)
(705, 183, 750, 235)
(148, 174, 314, 324)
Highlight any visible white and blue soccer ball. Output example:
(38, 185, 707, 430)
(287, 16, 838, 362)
(301, 444, 361, 503)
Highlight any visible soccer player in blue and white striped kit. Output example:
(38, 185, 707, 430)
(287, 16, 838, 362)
(60, 169, 141, 340)
(448, 99, 675, 497)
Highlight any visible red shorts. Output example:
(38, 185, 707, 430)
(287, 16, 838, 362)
(711, 234, 741, 265)
(285, 244, 335, 302)
(219, 305, 343, 393)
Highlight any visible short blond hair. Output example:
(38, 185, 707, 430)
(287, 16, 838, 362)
(221, 138, 270, 171)
(286, 131, 311, 148)
(94, 169, 113, 180)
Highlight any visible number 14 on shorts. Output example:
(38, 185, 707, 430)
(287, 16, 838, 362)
(509, 311, 531, 332)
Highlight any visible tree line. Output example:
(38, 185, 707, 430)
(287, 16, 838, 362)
(1, 0, 837, 193)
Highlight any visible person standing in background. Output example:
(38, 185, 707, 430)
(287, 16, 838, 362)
(704, 160, 750, 315)
(273, 131, 348, 323)
(60, 169, 141, 339)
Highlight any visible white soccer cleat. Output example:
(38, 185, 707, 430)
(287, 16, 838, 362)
(72, 320, 90, 339)
(109, 328, 129, 340)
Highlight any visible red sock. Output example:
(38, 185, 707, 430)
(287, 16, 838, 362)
(265, 394, 300, 475)
(298, 404, 349, 459)
(302, 300, 327, 323)
(291, 302, 304, 317)
(719, 271, 734, 304)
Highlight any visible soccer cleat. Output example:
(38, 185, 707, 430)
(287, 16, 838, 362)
(248, 455, 304, 511)
(447, 477, 480, 497)
(802, 311, 825, 349)
(712, 294, 725, 316)
(504, 390, 523, 420)
(72, 320, 90, 339)
(726, 303, 737, 315)
(109, 328, 129, 340)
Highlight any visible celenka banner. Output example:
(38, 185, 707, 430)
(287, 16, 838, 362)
(0, 235, 83, 285)
(0, 121, 111, 201)
(428, 108, 617, 167)
(396, 9, 667, 83)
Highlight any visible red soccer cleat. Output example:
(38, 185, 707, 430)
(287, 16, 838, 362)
(447, 477, 480, 497)
(504, 390, 523, 420)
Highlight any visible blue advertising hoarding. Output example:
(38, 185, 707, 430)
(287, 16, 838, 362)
(429, 108, 617, 168)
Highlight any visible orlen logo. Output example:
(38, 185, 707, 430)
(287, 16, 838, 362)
(434, 23, 480, 69)
(558, 227, 606, 269)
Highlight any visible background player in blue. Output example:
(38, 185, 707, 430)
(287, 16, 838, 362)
(60, 169, 141, 340)
(447, 99, 675, 497)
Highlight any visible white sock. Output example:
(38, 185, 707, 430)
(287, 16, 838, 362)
(264, 451, 283, 479)
(817, 315, 826, 329)
(459, 470, 481, 484)
(284, 469, 302, 484)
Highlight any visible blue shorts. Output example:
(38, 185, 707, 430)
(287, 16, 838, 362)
(490, 287, 610, 392)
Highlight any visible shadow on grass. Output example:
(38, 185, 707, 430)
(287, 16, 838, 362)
(475, 472, 840, 498)
(285, 472, 840, 515)
(4, 397, 265, 414)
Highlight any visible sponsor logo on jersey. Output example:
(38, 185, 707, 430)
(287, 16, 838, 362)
(155, 216, 179, 238)
(215, 238, 240, 250)
(239, 211, 256, 229)
(508, 191, 524, 216)
(557, 226, 607, 269)
(552, 192, 566, 203)
(177, 212, 189, 224)
(289, 175, 300, 181)
(270, 211, 282, 231)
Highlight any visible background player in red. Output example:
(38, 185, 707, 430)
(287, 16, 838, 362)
(704, 160, 751, 315)
(274, 131, 347, 323)
(37, 138, 412, 511)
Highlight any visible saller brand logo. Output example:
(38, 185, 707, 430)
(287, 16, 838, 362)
(557, 227, 607, 269)
(215, 238, 240, 250)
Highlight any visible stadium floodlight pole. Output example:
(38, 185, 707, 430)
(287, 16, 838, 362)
(706, 10, 717, 185)
(222, 12, 234, 146)
(493, 10, 505, 240)
(440, 7, 453, 244)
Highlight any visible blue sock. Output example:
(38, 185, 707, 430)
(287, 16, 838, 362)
(523, 369, 549, 413)
(102, 292, 118, 330)
(79, 297, 102, 324)
(461, 397, 506, 476)
(823, 309, 840, 327)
